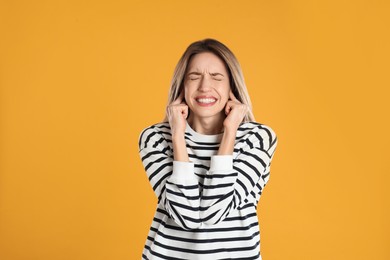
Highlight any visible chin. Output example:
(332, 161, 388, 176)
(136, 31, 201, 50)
(191, 109, 224, 119)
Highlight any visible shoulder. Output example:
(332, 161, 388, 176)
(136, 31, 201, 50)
(237, 121, 278, 151)
(138, 122, 171, 150)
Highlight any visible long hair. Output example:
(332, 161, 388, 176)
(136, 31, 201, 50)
(162, 38, 255, 123)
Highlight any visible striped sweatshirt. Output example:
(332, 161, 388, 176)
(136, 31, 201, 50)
(138, 120, 278, 260)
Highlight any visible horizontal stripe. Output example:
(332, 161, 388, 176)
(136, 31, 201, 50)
(154, 229, 260, 244)
(152, 240, 260, 254)
(166, 189, 200, 200)
(153, 215, 260, 233)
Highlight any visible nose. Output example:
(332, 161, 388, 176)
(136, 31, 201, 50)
(198, 76, 212, 92)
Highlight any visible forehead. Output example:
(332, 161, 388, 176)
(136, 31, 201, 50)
(187, 52, 228, 73)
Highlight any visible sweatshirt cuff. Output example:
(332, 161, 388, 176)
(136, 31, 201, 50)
(209, 155, 233, 172)
(169, 161, 197, 183)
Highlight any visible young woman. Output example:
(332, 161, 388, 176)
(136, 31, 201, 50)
(138, 38, 278, 260)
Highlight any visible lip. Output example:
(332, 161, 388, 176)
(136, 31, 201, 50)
(195, 95, 217, 100)
(194, 95, 217, 107)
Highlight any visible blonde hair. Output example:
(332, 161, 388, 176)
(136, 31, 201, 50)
(162, 38, 255, 123)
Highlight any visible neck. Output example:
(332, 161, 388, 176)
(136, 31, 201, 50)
(187, 112, 226, 135)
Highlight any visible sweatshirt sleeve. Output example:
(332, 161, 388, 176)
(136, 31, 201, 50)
(199, 124, 278, 225)
(138, 126, 201, 230)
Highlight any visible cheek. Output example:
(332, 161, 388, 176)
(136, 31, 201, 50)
(184, 89, 193, 106)
(220, 99, 228, 109)
(219, 86, 230, 103)
(184, 84, 196, 101)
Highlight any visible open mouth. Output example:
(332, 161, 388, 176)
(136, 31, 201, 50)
(195, 97, 217, 107)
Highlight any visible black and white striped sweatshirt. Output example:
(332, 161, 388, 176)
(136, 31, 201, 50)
(138, 120, 278, 260)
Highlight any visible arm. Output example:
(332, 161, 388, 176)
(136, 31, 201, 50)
(139, 126, 201, 230)
(217, 127, 236, 155)
(172, 132, 189, 162)
(199, 124, 278, 225)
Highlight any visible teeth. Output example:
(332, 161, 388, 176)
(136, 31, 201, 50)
(196, 98, 216, 104)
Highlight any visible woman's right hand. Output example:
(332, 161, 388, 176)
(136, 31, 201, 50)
(166, 91, 188, 137)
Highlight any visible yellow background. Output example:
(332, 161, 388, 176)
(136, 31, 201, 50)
(0, 1, 389, 259)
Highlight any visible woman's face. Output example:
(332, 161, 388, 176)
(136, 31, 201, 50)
(184, 52, 231, 121)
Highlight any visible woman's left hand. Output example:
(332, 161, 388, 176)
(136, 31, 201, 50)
(223, 90, 248, 132)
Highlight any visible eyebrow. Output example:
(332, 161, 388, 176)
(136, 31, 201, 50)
(187, 71, 225, 77)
